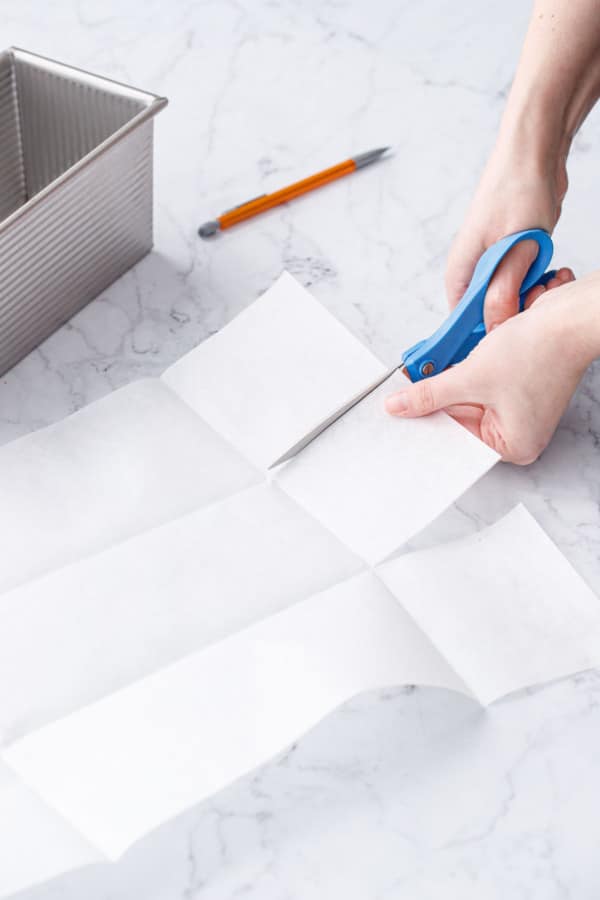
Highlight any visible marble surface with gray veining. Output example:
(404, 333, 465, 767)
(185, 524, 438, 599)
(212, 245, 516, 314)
(2, 1, 600, 897)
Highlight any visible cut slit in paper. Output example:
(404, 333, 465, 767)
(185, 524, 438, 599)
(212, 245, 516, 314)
(5, 505, 600, 862)
(0, 272, 595, 896)
(161, 271, 390, 470)
(0, 272, 497, 598)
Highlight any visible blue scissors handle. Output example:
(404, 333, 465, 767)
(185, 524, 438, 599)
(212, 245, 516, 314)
(402, 228, 555, 381)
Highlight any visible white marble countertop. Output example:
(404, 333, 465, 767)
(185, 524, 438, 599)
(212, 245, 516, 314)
(3, 1, 600, 897)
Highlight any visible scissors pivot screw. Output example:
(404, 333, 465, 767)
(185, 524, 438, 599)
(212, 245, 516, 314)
(420, 361, 435, 377)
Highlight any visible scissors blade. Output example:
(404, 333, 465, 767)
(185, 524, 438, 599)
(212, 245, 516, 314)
(268, 367, 398, 469)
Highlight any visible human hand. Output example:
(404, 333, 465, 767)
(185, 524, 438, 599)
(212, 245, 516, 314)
(446, 143, 572, 332)
(446, 0, 600, 329)
(385, 271, 600, 465)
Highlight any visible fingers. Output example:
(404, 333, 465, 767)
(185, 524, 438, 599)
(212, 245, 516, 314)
(447, 238, 548, 328)
(554, 266, 575, 284)
(524, 283, 547, 308)
(483, 239, 538, 332)
(523, 267, 576, 310)
(385, 365, 474, 418)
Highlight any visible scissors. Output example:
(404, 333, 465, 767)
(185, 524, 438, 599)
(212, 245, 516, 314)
(269, 227, 555, 468)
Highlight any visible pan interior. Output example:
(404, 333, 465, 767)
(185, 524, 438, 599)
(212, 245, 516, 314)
(0, 49, 148, 222)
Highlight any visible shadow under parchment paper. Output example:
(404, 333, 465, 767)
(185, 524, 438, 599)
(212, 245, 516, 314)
(9, 688, 490, 900)
(13, 676, 596, 900)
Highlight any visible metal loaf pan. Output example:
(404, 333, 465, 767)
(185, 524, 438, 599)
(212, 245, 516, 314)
(0, 47, 167, 376)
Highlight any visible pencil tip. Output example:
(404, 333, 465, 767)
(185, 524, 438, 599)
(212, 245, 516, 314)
(353, 147, 391, 168)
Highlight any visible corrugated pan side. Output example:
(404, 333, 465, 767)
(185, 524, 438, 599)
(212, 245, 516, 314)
(0, 52, 26, 221)
(0, 120, 154, 375)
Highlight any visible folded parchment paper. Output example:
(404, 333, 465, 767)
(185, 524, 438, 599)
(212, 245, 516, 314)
(4, 506, 600, 863)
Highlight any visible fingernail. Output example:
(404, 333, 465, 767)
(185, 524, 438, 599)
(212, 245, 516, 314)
(385, 392, 408, 415)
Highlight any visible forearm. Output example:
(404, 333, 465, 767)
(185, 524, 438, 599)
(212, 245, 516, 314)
(498, 0, 600, 166)
(445, 1, 600, 323)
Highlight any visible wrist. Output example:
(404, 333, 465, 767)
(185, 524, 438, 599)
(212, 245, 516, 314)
(497, 2, 600, 178)
(487, 94, 570, 231)
(497, 92, 570, 177)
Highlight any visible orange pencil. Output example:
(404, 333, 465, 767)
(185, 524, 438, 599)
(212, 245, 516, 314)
(198, 147, 389, 238)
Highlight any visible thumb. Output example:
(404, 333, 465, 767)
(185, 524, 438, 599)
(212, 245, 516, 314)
(483, 239, 538, 331)
(385, 366, 472, 418)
